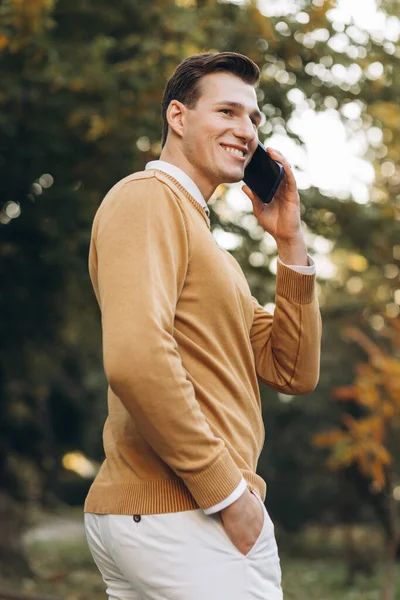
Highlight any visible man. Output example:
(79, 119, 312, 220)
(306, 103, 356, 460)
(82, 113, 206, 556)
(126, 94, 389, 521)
(84, 51, 321, 600)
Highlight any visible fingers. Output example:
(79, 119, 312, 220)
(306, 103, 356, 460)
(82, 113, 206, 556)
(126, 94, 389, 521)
(241, 184, 264, 209)
(266, 147, 295, 186)
(241, 147, 297, 207)
(241, 184, 255, 201)
(267, 147, 291, 168)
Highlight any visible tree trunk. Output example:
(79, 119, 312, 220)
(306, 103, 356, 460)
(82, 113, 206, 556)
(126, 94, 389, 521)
(0, 491, 33, 581)
(0, 362, 33, 582)
(381, 471, 398, 600)
(381, 537, 397, 600)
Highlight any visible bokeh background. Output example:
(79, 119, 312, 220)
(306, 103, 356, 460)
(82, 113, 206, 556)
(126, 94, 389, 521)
(1, 0, 400, 598)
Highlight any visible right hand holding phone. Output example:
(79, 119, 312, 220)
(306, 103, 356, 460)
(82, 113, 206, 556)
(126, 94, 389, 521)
(242, 147, 302, 244)
(220, 488, 264, 556)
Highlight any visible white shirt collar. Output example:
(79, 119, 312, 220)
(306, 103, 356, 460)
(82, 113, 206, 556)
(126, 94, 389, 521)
(145, 160, 210, 217)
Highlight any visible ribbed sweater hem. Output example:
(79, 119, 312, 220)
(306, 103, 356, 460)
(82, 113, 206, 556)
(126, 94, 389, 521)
(84, 470, 266, 515)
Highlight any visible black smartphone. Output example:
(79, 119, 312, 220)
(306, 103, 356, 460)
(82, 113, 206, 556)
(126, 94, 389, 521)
(243, 141, 285, 204)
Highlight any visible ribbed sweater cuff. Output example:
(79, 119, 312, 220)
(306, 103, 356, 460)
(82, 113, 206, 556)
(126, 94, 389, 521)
(276, 259, 316, 304)
(182, 448, 243, 509)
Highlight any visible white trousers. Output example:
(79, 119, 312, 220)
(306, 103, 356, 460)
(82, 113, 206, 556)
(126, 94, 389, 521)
(84, 490, 283, 600)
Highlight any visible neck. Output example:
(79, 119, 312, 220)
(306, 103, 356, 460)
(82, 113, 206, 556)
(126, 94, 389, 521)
(159, 146, 216, 202)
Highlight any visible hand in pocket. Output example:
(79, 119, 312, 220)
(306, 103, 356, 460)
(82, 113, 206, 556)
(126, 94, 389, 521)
(220, 489, 264, 556)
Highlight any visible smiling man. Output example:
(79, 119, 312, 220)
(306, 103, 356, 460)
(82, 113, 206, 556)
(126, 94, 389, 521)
(84, 52, 322, 600)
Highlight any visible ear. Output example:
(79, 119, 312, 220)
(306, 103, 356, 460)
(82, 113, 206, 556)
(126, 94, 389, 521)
(166, 100, 186, 139)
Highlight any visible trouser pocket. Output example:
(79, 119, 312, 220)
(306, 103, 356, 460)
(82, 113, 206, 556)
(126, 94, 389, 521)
(215, 489, 270, 559)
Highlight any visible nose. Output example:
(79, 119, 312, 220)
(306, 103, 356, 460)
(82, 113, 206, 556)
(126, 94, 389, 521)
(233, 117, 257, 145)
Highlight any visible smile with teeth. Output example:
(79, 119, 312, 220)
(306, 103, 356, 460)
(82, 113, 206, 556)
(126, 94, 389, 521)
(222, 145, 245, 158)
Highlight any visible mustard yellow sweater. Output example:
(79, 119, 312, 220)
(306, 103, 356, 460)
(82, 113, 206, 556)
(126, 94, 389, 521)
(84, 169, 322, 515)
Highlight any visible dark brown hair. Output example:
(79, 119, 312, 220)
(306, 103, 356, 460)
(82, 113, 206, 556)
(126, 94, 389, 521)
(160, 52, 260, 147)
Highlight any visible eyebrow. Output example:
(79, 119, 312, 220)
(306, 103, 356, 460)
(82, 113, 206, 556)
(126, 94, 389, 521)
(213, 101, 262, 125)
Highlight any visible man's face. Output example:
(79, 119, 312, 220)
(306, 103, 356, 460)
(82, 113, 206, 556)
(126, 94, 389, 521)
(181, 72, 261, 187)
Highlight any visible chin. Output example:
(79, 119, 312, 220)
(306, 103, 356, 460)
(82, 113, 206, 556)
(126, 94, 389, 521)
(210, 163, 244, 186)
(221, 170, 245, 184)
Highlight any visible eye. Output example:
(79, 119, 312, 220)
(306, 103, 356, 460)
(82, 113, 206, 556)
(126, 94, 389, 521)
(220, 109, 258, 129)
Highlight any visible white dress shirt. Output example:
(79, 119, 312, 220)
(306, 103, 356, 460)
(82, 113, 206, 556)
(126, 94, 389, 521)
(146, 160, 210, 217)
(145, 159, 315, 513)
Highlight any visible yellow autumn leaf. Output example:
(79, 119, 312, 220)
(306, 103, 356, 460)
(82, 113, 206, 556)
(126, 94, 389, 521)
(312, 429, 347, 448)
(331, 385, 357, 401)
(381, 401, 395, 418)
(369, 462, 385, 490)
(0, 34, 9, 52)
(85, 115, 111, 141)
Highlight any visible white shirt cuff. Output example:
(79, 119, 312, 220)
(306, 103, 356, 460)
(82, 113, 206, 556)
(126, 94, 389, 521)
(277, 254, 316, 275)
(203, 477, 248, 515)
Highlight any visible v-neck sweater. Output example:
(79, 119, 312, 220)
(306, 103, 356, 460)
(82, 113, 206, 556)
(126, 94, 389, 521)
(84, 169, 321, 515)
